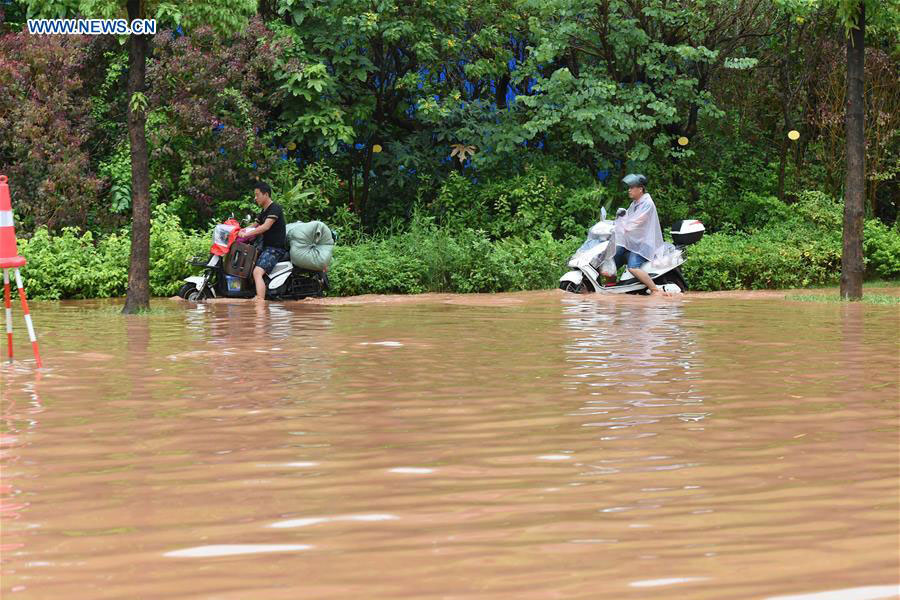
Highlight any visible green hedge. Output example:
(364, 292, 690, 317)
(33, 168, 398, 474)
(681, 229, 843, 290)
(682, 193, 900, 290)
(329, 224, 581, 296)
(863, 219, 900, 279)
(15, 206, 900, 300)
(20, 206, 207, 300)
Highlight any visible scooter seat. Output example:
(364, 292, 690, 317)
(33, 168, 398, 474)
(269, 261, 294, 279)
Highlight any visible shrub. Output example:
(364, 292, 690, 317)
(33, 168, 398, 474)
(18, 228, 129, 300)
(328, 217, 582, 296)
(791, 190, 843, 229)
(275, 161, 345, 223)
(20, 205, 207, 300)
(148, 206, 210, 296)
(864, 220, 900, 278)
(15, 199, 898, 299)
(683, 229, 839, 291)
(433, 172, 489, 232)
(680, 189, 875, 292)
(431, 167, 605, 241)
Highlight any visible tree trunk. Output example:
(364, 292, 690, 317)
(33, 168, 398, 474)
(348, 158, 355, 213)
(777, 137, 788, 202)
(123, 0, 151, 314)
(840, 2, 865, 301)
(496, 73, 510, 110)
(360, 143, 373, 219)
(777, 22, 793, 202)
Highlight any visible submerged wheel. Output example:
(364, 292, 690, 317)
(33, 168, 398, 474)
(176, 283, 195, 299)
(560, 280, 587, 294)
(182, 285, 211, 302)
(656, 270, 687, 292)
(274, 271, 329, 300)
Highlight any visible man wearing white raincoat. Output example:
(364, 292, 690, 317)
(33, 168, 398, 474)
(613, 174, 669, 295)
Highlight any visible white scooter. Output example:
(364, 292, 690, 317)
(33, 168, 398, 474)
(178, 221, 329, 302)
(559, 208, 705, 294)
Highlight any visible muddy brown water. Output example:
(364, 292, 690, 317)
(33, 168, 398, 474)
(1, 291, 898, 600)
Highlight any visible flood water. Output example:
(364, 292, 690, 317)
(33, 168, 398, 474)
(1, 291, 898, 599)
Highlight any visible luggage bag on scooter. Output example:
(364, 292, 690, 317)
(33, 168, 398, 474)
(224, 242, 258, 279)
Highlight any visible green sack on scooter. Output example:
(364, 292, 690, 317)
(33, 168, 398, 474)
(285, 221, 334, 271)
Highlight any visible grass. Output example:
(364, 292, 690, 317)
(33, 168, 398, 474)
(788, 278, 900, 304)
(804, 278, 900, 290)
(89, 303, 184, 316)
(785, 293, 900, 305)
(863, 279, 900, 288)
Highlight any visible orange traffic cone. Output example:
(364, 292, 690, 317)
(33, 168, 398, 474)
(0, 175, 42, 368)
(0, 175, 26, 269)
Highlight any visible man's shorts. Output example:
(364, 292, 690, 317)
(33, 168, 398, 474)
(256, 246, 288, 275)
(613, 245, 648, 270)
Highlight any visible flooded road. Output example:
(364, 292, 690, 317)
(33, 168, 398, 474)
(2, 291, 898, 599)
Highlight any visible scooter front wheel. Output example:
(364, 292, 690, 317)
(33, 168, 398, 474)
(560, 281, 588, 294)
(177, 283, 196, 299)
(181, 284, 211, 302)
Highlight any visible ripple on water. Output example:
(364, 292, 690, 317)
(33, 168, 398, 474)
(764, 585, 900, 600)
(164, 544, 312, 558)
(630, 577, 710, 588)
(388, 467, 434, 474)
(268, 514, 400, 529)
(2, 293, 898, 599)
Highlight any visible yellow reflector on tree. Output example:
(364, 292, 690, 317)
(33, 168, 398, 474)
(677, 136, 689, 146)
(372, 144, 382, 153)
(788, 130, 800, 140)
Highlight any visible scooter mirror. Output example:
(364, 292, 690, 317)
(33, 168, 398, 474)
(601, 207, 607, 221)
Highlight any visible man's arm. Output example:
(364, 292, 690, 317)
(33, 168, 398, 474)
(622, 200, 657, 232)
(621, 211, 649, 232)
(628, 212, 649, 226)
(241, 216, 276, 237)
(254, 216, 277, 234)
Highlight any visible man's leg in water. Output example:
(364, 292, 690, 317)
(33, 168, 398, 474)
(252, 266, 266, 301)
(627, 267, 669, 295)
(624, 250, 669, 295)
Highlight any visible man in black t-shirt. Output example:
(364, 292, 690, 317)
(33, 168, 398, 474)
(240, 181, 288, 301)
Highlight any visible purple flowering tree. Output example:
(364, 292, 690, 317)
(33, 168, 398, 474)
(0, 34, 104, 230)
(23, 0, 256, 313)
(146, 18, 287, 227)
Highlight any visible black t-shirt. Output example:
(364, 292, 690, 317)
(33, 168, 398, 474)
(256, 201, 286, 249)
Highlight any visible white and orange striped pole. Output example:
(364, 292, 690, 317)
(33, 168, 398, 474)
(3, 268, 12, 360)
(13, 268, 41, 367)
(0, 175, 42, 367)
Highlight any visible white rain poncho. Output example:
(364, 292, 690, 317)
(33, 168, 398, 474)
(614, 193, 664, 261)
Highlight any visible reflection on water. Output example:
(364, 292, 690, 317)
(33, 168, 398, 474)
(1, 294, 898, 599)
(1, 372, 43, 563)
(562, 298, 708, 439)
(563, 297, 692, 378)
